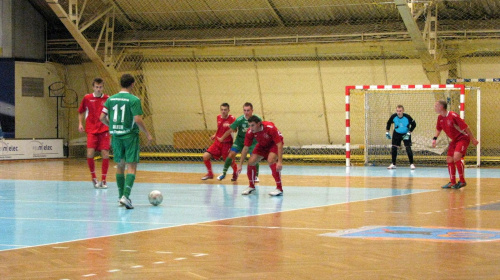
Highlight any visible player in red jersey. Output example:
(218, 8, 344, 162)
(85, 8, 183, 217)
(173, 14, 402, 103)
(78, 78, 110, 189)
(237, 116, 284, 196)
(432, 100, 478, 189)
(201, 103, 236, 180)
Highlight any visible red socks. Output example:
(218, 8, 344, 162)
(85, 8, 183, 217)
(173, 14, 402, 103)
(247, 165, 257, 188)
(204, 160, 213, 175)
(101, 158, 109, 182)
(87, 158, 96, 179)
(270, 163, 283, 191)
(455, 159, 465, 183)
(447, 162, 456, 184)
(231, 160, 237, 173)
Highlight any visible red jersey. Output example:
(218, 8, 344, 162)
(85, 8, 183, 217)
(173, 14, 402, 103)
(436, 111, 470, 142)
(244, 121, 283, 148)
(78, 93, 109, 134)
(216, 114, 236, 143)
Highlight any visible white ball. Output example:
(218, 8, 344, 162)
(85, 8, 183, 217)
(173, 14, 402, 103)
(148, 190, 163, 206)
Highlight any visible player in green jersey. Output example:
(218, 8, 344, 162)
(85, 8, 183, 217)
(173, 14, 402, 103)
(100, 74, 153, 209)
(217, 102, 260, 182)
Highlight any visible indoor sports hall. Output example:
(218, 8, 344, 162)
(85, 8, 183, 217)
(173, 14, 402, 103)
(1, 1, 500, 279)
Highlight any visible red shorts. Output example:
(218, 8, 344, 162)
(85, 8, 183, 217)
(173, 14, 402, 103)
(87, 132, 110, 151)
(252, 143, 278, 160)
(207, 141, 232, 160)
(447, 139, 470, 157)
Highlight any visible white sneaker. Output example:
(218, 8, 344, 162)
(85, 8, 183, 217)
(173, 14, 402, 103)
(387, 164, 396, 169)
(254, 176, 260, 183)
(119, 195, 134, 209)
(217, 174, 226, 181)
(93, 178, 99, 188)
(241, 187, 256, 195)
(100, 181, 108, 189)
(410, 164, 416, 170)
(269, 189, 283, 196)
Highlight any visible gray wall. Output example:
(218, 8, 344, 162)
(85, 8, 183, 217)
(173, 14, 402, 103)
(0, 0, 45, 60)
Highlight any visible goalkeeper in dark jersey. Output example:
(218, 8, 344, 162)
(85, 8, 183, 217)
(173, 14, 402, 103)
(385, 105, 416, 169)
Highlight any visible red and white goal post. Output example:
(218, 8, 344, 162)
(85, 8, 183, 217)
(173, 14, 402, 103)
(345, 84, 481, 167)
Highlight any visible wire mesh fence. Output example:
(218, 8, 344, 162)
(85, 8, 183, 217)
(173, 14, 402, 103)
(44, 0, 500, 165)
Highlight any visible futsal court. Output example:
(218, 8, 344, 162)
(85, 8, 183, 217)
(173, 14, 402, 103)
(1, 159, 500, 279)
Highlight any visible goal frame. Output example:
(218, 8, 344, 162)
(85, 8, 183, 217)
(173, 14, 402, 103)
(344, 84, 481, 167)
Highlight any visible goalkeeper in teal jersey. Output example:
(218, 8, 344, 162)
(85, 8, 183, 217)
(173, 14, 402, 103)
(100, 74, 153, 209)
(217, 102, 260, 182)
(385, 104, 416, 170)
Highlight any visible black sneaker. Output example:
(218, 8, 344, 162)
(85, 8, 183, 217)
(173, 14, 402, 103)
(452, 182, 467, 189)
(441, 182, 454, 189)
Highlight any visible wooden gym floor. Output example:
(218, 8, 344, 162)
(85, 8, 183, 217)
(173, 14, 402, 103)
(1, 159, 500, 279)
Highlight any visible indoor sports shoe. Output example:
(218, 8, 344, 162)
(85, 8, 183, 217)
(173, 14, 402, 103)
(100, 181, 108, 189)
(92, 178, 99, 188)
(119, 195, 134, 209)
(217, 173, 226, 181)
(410, 164, 416, 170)
(441, 182, 454, 189)
(387, 164, 396, 169)
(452, 182, 467, 189)
(269, 189, 283, 196)
(241, 187, 256, 195)
(201, 174, 213, 180)
(231, 173, 239, 182)
(255, 176, 260, 183)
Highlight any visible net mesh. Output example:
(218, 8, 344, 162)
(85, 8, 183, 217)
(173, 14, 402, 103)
(348, 87, 479, 166)
(40, 0, 500, 164)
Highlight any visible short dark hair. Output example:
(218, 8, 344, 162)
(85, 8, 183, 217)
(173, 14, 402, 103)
(438, 100, 447, 110)
(120, 74, 135, 88)
(248, 115, 261, 124)
(243, 102, 253, 109)
(221, 103, 230, 109)
(92, 77, 103, 86)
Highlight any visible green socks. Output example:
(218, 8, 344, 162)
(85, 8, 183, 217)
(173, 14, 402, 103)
(116, 174, 125, 198)
(123, 174, 136, 198)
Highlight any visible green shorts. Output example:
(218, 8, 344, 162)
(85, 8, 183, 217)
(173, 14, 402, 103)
(231, 138, 257, 154)
(112, 134, 140, 163)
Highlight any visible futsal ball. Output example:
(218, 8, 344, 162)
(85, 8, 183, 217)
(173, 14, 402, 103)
(148, 190, 163, 206)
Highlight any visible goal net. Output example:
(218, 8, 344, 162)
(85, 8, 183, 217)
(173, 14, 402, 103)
(345, 84, 480, 167)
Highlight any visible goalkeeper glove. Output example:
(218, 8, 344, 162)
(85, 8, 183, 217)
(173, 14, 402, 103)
(385, 132, 391, 139)
(403, 132, 411, 141)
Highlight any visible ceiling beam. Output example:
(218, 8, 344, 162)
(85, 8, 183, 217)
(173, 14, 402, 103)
(395, 0, 441, 83)
(46, 0, 119, 90)
(264, 0, 285, 27)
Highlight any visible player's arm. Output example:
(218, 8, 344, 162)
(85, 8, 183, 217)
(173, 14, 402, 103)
(385, 114, 394, 139)
(386, 114, 394, 132)
(134, 115, 153, 144)
(464, 127, 479, 146)
(432, 129, 442, 148)
(409, 116, 416, 132)
(78, 112, 85, 132)
(237, 145, 250, 174)
(99, 111, 109, 126)
(217, 128, 236, 143)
